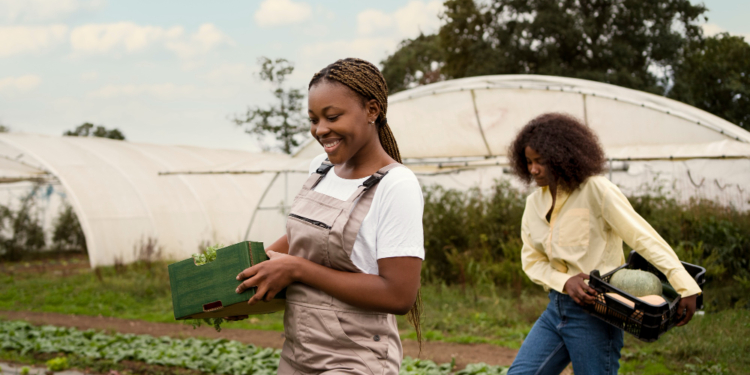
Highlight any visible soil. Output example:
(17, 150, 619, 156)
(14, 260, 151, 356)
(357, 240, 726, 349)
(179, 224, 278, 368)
(0, 254, 90, 277)
(0, 310, 516, 370)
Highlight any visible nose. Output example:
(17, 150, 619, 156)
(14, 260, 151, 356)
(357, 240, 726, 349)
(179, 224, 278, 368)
(312, 120, 330, 139)
(530, 162, 540, 175)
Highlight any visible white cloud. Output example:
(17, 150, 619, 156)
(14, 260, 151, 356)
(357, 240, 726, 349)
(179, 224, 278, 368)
(0, 75, 42, 92)
(254, 0, 312, 28)
(165, 24, 234, 59)
(358, 9, 392, 36)
(298, 1, 444, 77)
(0, 0, 102, 22)
(202, 63, 255, 84)
(87, 83, 199, 100)
(69, 22, 232, 59)
(299, 37, 396, 78)
(0, 25, 68, 57)
(81, 71, 98, 80)
(701, 23, 750, 41)
(702, 23, 725, 37)
(358, 1, 443, 39)
(70, 22, 183, 54)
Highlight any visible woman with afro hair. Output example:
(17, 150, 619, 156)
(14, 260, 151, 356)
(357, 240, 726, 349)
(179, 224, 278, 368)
(506, 113, 701, 375)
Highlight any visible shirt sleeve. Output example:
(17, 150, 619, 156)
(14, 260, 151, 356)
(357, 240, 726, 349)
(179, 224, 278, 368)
(374, 173, 425, 260)
(600, 182, 702, 298)
(520, 204, 573, 294)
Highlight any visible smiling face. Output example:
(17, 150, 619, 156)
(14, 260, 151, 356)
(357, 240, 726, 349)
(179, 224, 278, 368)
(308, 80, 380, 165)
(525, 146, 551, 187)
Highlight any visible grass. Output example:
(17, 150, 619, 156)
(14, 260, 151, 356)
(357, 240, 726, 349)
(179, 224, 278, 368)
(1, 258, 748, 373)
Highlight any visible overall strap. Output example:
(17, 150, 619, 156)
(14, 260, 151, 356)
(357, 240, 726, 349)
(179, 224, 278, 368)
(338, 163, 402, 255)
(343, 163, 401, 206)
(301, 158, 334, 192)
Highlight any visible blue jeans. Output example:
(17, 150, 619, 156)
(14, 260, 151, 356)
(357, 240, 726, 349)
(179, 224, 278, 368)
(508, 290, 624, 375)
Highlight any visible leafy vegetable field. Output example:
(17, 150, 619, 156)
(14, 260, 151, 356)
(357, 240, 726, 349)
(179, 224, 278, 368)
(0, 320, 509, 375)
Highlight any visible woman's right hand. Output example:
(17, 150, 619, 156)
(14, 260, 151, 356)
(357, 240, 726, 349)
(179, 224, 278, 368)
(564, 273, 597, 305)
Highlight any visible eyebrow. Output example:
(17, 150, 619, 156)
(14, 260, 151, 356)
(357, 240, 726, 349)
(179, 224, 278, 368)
(308, 105, 341, 114)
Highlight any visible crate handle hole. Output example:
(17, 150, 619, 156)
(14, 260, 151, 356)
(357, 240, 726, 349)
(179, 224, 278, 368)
(203, 301, 223, 312)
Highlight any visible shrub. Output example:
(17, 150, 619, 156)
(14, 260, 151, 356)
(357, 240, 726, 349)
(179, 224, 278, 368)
(0, 189, 46, 261)
(52, 203, 87, 253)
(422, 180, 531, 292)
(422, 178, 750, 309)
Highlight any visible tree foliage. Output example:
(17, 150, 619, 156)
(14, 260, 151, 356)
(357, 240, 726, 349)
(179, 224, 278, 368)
(382, 0, 750, 130)
(669, 33, 750, 130)
(381, 33, 446, 93)
(0, 186, 46, 261)
(64, 123, 126, 140)
(383, 0, 707, 95)
(232, 57, 308, 154)
(52, 203, 87, 253)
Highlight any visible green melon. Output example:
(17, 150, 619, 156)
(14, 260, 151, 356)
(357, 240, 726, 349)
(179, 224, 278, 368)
(609, 269, 662, 297)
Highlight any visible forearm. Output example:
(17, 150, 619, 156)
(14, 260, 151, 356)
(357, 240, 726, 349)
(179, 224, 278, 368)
(603, 189, 701, 297)
(267, 235, 289, 254)
(291, 256, 420, 315)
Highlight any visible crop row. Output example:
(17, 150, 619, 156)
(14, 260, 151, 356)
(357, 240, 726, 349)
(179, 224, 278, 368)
(0, 320, 508, 375)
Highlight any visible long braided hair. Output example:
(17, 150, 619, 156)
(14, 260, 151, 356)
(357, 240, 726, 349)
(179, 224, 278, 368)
(309, 58, 423, 348)
(309, 58, 402, 163)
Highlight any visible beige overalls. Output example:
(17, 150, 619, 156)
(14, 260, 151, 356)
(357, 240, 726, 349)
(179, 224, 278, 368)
(278, 160, 403, 375)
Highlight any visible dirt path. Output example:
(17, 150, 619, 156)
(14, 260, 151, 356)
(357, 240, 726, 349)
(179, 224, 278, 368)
(0, 310, 518, 370)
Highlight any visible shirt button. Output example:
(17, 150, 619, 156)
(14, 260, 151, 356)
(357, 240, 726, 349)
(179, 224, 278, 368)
(373, 335, 380, 342)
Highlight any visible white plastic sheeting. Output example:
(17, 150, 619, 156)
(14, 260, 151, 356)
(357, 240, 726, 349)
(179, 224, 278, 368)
(0, 133, 300, 267)
(294, 75, 750, 163)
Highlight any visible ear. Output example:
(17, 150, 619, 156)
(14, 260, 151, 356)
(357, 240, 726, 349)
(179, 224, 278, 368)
(365, 99, 381, 123)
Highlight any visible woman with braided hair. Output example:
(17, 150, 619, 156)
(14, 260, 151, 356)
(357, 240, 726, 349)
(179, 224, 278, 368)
(233, 58, 424, 374)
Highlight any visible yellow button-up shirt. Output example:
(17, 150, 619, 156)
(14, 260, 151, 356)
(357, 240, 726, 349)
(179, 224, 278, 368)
(521, 175, 702, 298)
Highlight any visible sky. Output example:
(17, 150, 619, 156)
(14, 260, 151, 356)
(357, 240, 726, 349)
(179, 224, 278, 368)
(0, 0, 747, 152)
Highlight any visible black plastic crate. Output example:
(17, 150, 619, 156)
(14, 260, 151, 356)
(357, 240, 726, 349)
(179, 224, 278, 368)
(584, 251, 706, 342)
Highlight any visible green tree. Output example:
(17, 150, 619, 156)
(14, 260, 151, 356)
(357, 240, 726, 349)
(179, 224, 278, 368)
(232, 57, 308, 154)
(381, 33, 446, 93)
(383, 0, 707, 95)
(52, 204, 87, 253)
(0, 186, 46, 261)
(64, 122, 126, 140)
(669, 33, 750, 131)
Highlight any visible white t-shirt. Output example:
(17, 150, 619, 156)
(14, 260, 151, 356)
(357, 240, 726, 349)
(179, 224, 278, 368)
(307, 153, 425, 275)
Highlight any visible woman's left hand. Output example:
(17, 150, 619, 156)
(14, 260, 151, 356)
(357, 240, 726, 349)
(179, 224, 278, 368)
(676, 294, 698, 327)
(236, 249, 298, 305)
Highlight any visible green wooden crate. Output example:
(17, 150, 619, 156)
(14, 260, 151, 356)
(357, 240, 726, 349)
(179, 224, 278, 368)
(168, 241, 285, 320)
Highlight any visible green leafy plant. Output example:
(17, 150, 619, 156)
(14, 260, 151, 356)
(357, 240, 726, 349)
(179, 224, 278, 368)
(189, 243, 226, 331)
(1, 320, 509, 375)
(191, 317, 226, 332)
(46, 357, 69, 372)
(192, 243, 222, 265)
(20, 367, 30, 375)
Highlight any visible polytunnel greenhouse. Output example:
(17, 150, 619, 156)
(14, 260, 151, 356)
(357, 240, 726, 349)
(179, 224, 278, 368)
(1, 74, 748, 267)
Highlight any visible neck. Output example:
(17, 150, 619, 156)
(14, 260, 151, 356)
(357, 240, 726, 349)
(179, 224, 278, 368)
(336, 138, 394, 179)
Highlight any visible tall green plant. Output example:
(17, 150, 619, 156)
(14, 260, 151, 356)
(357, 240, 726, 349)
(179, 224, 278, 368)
(0, 187, 46, 261)
(422, 180, 529, 290)
(422, 178, 750, 309)
(52, 204, 87, 253)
